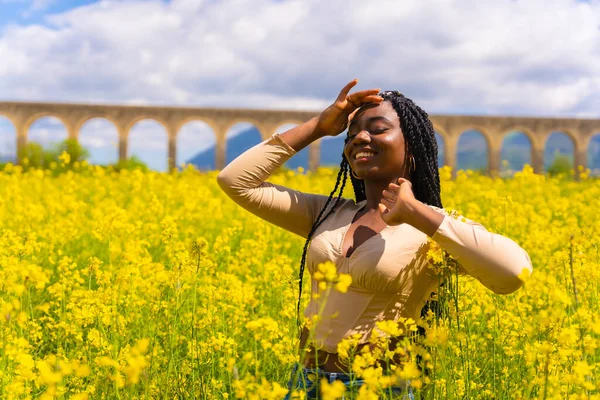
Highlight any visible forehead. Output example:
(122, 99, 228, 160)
(349, 101, 398, 127)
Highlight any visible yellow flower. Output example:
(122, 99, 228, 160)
(320, 379, 346, 399)
(58, 151, 71, 164)
(397, 362, 421, 380)
(334, 274, 352, 293)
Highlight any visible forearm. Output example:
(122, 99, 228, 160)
(406, 200, 533, 294)
(278, 116, 327, 152)
(402, 199, 445, 237)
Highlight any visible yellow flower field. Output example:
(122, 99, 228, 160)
(0, 162, 599, 399)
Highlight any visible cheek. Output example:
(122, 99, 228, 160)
(380, 135, 406, 164)
(343, 144, 352, 160)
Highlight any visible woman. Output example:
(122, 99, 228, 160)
(217, 79, 533, 399)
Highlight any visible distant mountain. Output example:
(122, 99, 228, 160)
(185, 127, 349, 170)
(0, 154, 15, 163)
(186, 127, 600, 173)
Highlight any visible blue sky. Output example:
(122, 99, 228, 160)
(0, 0, 599, 170)
(0, 0, 98, 29)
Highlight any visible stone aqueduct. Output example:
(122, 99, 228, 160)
(1, 101, 600, 176)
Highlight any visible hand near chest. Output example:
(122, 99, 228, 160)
(378, 178, 445, 237)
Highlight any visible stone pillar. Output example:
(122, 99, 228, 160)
(15, 121, 27, 165)
(445, 137, 458, 179)
(117, 124, 128, 163)
(65, 119, 78, 140)
(574, 141, 587, 181)
(215, 136, 226, 170)
(531, 145, 544, 175)
(488, 143, 501, 178)
(167, 127, 177, 172)
(308, 139, 321, 172)
(211, 121, 229, 171)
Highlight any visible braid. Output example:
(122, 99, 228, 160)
(294, 93, 445, 378)
(380, 92, 442, 208)
(379, 91, 446, 379)
(295, 157, 349, 334)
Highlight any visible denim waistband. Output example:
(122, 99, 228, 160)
(285, 362, 415, 399)
(293, 363, 357, 382)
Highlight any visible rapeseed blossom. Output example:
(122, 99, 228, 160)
(0, 164, 598, 398)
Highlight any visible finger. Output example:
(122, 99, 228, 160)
(336, 79, 359, 103)
(347, 89, 381, 104)
(358, 95, 384, 105)
(397, 178, 412, 188)
(352, 88, 381, 97)
(347, 108, 359, 124)
(387, 183, 400, 191)
(382, 189, 397, 202)
(378, 203, 389, 215)
(380, 197, 395, 210)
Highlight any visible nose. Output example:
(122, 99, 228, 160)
(346, 129, 372, 145)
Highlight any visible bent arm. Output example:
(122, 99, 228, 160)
(431, 214, 533, 294)
(407, 202, 533, 295)
(216, 120, 330, 238)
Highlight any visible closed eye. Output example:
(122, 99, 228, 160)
(346, 128, 387, 140)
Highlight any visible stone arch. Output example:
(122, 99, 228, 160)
(431, 123, 448, 139)
(176, 120, 217, 170)
(543, 128, 578, 147)
(0, 112, 16, 125)
(225, 122, 263, 166)
(74, 114, 120, 134)
(544, 131, 574, 172)
(28, 116, 68, 149)
(123, 115, 169, 138)
(0, 116, 16, 163)
(224, 119, 265, 140)
(501, 126, 537, 147)
(272, 121, 304, 135)
(500, 130, 532, 176)
(79, 118, 119, 165)
(128, 119, 168, 172)
(24, 114, 69, 138)
(587, 132, 600, 176)
(456, 129, 489, 173)
(434, 131, 445, 168)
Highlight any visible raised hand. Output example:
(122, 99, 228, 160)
(378, 178, 418, 226)
(314, 79, 383, 137)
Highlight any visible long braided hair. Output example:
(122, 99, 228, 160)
(295, 91, 444, 337)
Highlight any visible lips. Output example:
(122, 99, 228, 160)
(353, 149, 378, 161)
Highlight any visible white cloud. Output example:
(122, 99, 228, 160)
(177, 120, 216, 163)
(1, 0, 600, 166)
(28, 116, 66, 146)
(79, 118, 118, 149)
(0, 0, 596, 116)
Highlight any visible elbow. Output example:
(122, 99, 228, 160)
(216, 170, 250, 202)
(491, 260, 533, 295)
(216, 170, 236, 196)
(216, 170, 229, 192)
(491, 277, 524, 295)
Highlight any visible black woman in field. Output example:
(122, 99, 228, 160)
(217, 79, 533, 399)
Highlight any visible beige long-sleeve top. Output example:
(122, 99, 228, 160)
(217, 133, 533, 353)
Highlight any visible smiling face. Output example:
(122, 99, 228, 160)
(343, 100, 408, 181)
